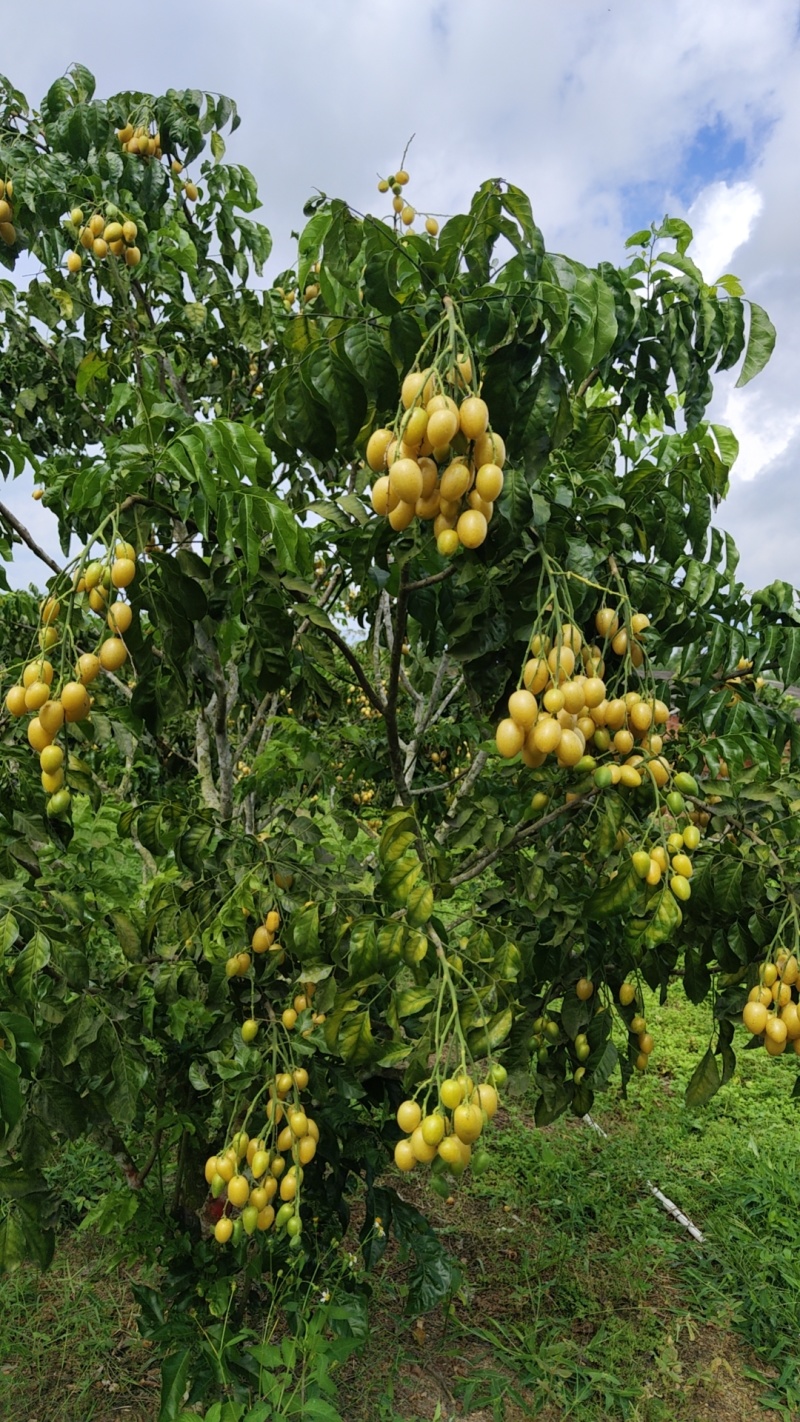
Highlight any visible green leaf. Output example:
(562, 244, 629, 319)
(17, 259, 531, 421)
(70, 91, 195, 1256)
(289, 903, 320, 964)
(0, 1210, 27, 1272)
(736, 302, 776, 387)
(0, 1053, 22, 1136)
(158, 1350, 191, 1422)
(108, 1046, 148, 1126)
(684, 1047, 721, 1108)
(336, 1011, 374, 1067)
(12, 931, 50, 1002)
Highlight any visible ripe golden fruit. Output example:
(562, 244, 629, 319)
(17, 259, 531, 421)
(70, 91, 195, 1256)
(76, 653, 101, 685)
(425, 216, 439, 236)
(122, 220, 138, 243)
(436, 529, 459, 556)
(508, 689, 538, 729)
(595, 607, 619, 638)
(38, 700, 65, 737)
(395, 169, 410, 185)
(389, 458, 423, 504)
(388, 500, 416, 532)
(107, 601, 133, 634)
(410, 1126, 438, 1162)
(557, 729, 584, 767)
(401, 369, 433, 409)
(0, 199, 12, 223)
(366, 427, 394, 472)
(124, 246, 141, 267)
(453, 1103, 483, 1143)
(69, 207, 84, 225)
(24, 681, 51, 712)
(619, 982, 636, 1006)
(401, 205, 415, 226)
(28, 718, 54, 752)
(99, 637, 128, 672)
(457, 509, 488, 548)
(394, 1139, 416, 1172)
(66, 252, 82, 273)
(421, 1113, 445, 1146)
(496, 718, 526, 758)
(459, 397, 489, 440)
(5, 684, 26, 717)
(214, 1218, 233, 1244)
(104, 221, 124, 244)
(266, 910, 280, 932)
(392, 195, 404, 214)
(23, 659, 54, 689)
(377, 178, 390, 193)
(0, 222, 16, 246)
(473, 430, 505, 468)
(40, 744, 64, 774)
(111, 558, 136, 588)
(532, 716, 562, 754)
(427, 407, 459, 447)
(475, 463, 503, 501)
(743, 1001, 768, 1034)
(184, 182, 199, 201)
(576, 978, 594, 1001)
(61, 682, 91, 722)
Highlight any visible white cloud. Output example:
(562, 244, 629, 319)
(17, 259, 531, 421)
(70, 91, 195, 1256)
(688, 181, 764, 282)
(720, 386, 800, 483)
(1, 0, 799, 591)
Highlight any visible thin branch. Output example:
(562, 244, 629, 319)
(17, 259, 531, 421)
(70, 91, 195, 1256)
(316, 622, 386, 715)
(0, 499, 61, 575)
(384, 565, 412, 804)
(434, 750, 488, 841)
(405, 565, 456, 593)
(451, 789, 597, 885)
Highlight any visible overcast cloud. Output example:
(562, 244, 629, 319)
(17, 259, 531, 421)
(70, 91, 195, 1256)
(1, 0, 798, 593)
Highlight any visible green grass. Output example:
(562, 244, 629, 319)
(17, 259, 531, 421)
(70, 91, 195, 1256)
(3, 990, 800, 1421)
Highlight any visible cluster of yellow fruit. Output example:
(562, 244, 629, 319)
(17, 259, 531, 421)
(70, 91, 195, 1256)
(376, 167, 439, 236)
(393, 1073, 499, 1178)
(743, 951, 800, 1056)
(4, 545, 136, 817)
(68, 209, 141, 271)
(631, 819, 701, 901)
(368, 368, 506, 555)
(617, 981, 657, 1071)
(206, 1067, 318, 1246)
(116, 122, 163, 159)
(0, 177, 16, 246)
(496, 613, 669, 779)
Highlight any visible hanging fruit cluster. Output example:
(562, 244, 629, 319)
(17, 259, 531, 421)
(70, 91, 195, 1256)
(393, 1066, 505, 1189)
(68, 209, 141, 271)
(743, 951, 800, 1057)
(376, 164, 439, 236)
(116, 121, 163, 159)
(496, 608, 667, 780)
(205, 1067, 318, 1248)
(367, 311, 506, 556)
(0, 176, 16, 247)
(3, 541, 137, 817)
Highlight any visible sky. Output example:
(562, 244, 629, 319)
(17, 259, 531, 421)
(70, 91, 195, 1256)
(1, 0, 798, 594)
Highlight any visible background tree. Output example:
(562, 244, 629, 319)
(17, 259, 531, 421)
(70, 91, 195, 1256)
(0, 63, 798, 1413)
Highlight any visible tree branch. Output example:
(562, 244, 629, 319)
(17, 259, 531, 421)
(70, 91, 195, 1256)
(405, 565, 456, 593)
(451, 789, 597, 885)
(316, 621, 386, 715)
(0, 499, 61, 575)
(384, 565, 412, 805)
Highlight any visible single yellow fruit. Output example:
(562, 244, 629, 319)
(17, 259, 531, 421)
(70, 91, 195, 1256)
(66, 252, 82, 273)
(425, 216, 439, 236)
(436, 529, 459, 556)
(457, 509, 488, 549)
(397, 1099, 422, 1133)
(107, 601, 132, 633)
(99, 637, 128, 672)
(61, 682, 91, 722)
(38, 700, 65, 737)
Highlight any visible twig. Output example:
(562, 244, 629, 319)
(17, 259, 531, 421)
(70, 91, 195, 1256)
(582, 1115, 704, 1243)
(0, 499, 61, 574)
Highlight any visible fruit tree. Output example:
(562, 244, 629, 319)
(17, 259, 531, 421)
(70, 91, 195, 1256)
(1, 63, 799, 1412)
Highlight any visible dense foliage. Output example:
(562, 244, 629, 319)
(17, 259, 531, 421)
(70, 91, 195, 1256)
(1, 63, 799, 1416)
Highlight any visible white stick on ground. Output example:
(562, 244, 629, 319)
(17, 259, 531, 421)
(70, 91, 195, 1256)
(582, 1114, 704, 1244)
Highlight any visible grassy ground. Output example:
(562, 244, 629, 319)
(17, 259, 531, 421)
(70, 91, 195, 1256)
(2, 989, 800, 1421)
